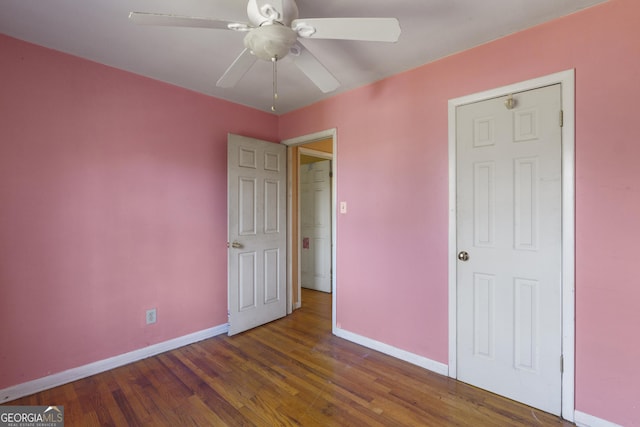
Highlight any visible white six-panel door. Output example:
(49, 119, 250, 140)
(456, 85, 563, 414)
(300, 159, 332, 293)
(227, 134, 287, 336)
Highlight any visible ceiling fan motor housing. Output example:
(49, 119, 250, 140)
(247, 0, 299, 27)
(244, 24, 297, 61)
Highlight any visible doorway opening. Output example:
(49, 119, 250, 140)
(282, 129, 337, 331)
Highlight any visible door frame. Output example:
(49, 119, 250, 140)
(282, 128, 337, 331)
(447, 70, 575, 421)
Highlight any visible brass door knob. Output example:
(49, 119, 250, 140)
(457, 251, 469, 262)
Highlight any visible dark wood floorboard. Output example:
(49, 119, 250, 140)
(5, 289, 574, 426)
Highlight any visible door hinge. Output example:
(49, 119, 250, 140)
(559, 110, 564, 128)
(560, 355, 564, 373)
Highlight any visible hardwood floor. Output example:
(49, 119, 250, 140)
(7, 289, 574, 426)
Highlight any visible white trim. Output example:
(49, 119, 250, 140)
(447, 69, 576, 421)
(286, 145, 295, 315)
(282, 129, 336, 147)
(559, 72, 576, 422)
(299, 147, 333, 160)
(575, 411, 623, 427)
(334, 328, 449, 376)
(282, 129, 338, 332)
(0, 324, 228, 403)
(447, 98, 458, 380)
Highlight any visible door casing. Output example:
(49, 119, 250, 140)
(447, 70, 575, 421)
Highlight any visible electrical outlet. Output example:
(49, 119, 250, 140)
(146, 308, 157, 325)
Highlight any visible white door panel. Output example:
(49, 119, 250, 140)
(456, 85, 562, 414)
(300, 160, 332, 293)
(228, 134, 287, 335)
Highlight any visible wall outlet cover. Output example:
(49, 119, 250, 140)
(146, 308, 157, 325)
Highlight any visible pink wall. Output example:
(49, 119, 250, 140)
(280, 0, 640, 425)
(0, 35, 278, 390)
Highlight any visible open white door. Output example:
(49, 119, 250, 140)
(228, 134, 287, 335)
(300, 159, 332, 293)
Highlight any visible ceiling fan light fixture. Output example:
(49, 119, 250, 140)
(244, 25, 297, 61)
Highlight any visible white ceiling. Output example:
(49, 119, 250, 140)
(0, 0, 607, 114)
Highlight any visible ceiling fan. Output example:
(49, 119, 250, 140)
(129, 0, 401, 107)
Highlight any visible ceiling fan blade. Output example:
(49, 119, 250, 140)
(128, 12, 250, 31)
(292, 17, 401, 42)
(291, 43, 339, 93)
(216, 48, 258, 88)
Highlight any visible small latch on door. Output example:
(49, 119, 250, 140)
(227, 241, 242, 249)
(457, 251, 470, 262)
(504, 94, 516, 110)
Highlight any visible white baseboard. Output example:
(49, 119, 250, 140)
(333, 327, 449, 376)
(575, 410, 623, 427)
(1, 323, 229, 403)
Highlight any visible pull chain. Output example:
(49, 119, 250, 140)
(271, 56, 278, 112)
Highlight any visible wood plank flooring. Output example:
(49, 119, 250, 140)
(7, 289, 574, 426)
